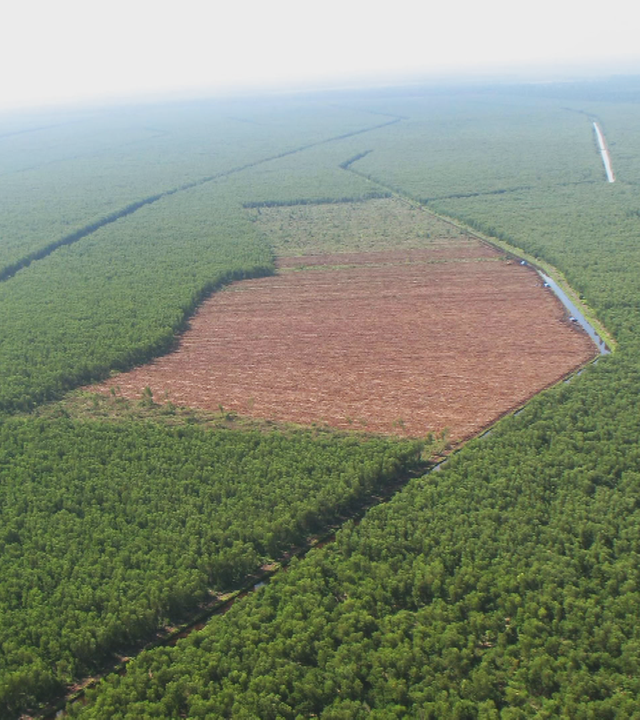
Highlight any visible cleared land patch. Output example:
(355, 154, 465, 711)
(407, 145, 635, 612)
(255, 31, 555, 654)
(252, 197, 462, 256)
(94, 199, 595, 440)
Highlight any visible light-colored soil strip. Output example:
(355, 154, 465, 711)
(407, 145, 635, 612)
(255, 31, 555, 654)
(593, 121, 615, 182)
(94, 243, 595, 440)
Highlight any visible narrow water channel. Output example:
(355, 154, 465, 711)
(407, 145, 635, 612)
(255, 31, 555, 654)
(40, 468, 428, 720)
(538, 271, 610, 355)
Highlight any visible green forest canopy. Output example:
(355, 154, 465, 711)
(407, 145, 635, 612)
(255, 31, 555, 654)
(1, 78, 640, 717)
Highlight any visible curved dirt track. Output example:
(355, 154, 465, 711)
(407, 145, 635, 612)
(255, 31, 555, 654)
(95, 241, 595, 440)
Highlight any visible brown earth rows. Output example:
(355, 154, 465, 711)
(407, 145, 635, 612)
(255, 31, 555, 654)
(94, 243, 596, 440)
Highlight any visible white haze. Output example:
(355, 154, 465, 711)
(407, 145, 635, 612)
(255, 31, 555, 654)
(2, 0, 639, 111)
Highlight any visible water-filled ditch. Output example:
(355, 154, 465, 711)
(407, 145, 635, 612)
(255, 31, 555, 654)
(538, 270, 610, 355)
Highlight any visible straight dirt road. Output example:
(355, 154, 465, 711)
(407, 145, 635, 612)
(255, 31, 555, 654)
(593, 121, 615, 182)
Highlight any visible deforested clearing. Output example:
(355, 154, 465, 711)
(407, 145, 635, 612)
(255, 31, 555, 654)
(96, 237, 595, 440)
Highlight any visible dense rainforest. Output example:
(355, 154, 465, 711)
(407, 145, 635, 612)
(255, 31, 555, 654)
(1, 78, 640, 717)
(0, 417, 423, 715)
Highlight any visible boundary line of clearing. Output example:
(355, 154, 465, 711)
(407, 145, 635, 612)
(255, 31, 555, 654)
(422, 206, 616, 353)
(340, 156, 616, 353)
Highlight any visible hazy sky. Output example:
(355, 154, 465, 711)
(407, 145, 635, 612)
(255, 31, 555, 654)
(3, 0, 639, 110)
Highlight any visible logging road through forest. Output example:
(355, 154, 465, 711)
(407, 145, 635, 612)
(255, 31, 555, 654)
(593, 121, 615, 182)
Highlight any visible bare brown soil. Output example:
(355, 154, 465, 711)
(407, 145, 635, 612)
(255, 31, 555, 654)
(94, 242, 596, 440)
